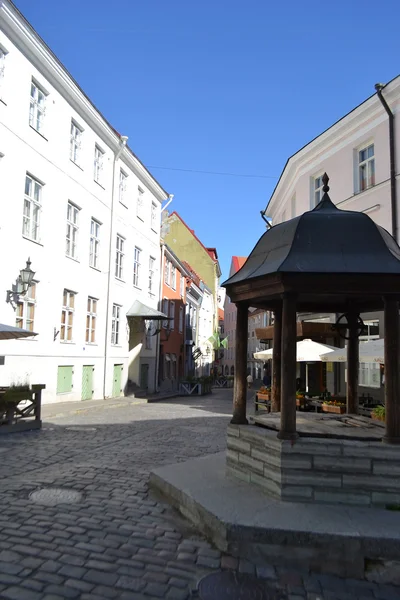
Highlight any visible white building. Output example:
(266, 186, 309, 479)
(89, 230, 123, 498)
(0, 0, 168, 403)
(197, 285, 214, 376)
(263, 76, 400, 399)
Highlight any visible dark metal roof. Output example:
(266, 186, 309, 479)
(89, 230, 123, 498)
(223, 175, 400, 289)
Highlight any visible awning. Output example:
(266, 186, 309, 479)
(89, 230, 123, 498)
(126, 300, 169, 320)
(320, 338, 384, 363)
(254, 339, 337, 362)
(0, 323, 38, 340)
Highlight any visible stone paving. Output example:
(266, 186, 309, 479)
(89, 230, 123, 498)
(0, 390, 397, 599)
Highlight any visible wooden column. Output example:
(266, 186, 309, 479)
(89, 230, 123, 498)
(346, 313, 359, 414)
(271, 305, 282, 412)
(231, 302, 248, 425)
(383, 298, 400, 443)
(278, 294, 298, 440)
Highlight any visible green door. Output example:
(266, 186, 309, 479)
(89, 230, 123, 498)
(112, 364, 123, 397)
(82, 365, 94, 400)
(140, 363, 149, 389)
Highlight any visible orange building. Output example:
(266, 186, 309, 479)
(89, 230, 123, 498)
(159, 244, 191, 391)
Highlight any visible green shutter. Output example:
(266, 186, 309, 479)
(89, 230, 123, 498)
(57, 366, 73, 394)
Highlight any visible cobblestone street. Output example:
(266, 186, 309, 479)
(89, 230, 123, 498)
(0, 390, 397, 600)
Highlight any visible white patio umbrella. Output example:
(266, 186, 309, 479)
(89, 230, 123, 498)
(320, 338, 384, 364)
(0, 323, 38, 340)
(254, 339, 337, 392)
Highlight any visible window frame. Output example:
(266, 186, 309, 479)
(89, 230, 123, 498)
(312, 174, 324, 209)
(29, 79, 47, 135)
(180, 274, 184, 297)
(94, 144, 105, 185)
(169, 300, 175, 331)
(86, 296, 97, 344)
(60, 289, 75, 343)
(16, 281, 37, 333)
(151, 201, 157, 231)
(115, 234, 125, 280)
(133, 246, 141, 288)
(89, 218, 100, 269)
(179, 306, 184, 333)
(23, 173, 42, 243)
(70, 119, 83, 166)
(162, 298, 169, 329)
(137, 187, 144, 220)
(171, 264, 176, 290)
(0, 46, 7, 93)
(358, 142, 375, 193)
(111, 303, 121, 345)
(149, 256, 155, 295)
(66, 201, 79, 260)
(119, 169, 128, 206)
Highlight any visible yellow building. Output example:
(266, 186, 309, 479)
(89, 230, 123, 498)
(162, 212, 221, 330)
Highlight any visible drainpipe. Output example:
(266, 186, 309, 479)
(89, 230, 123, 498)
(103, 135, 128, 399)
(375, 83, 397, 243)
(155, 242, 165, 392)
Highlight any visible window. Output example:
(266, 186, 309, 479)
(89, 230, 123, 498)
(0, 46, 8, 96)
(133, 247, 141, 287)
(171, 265, 176, 290)
(16, 282, 36, 332)
(23, 174, 42, 242)
(111, 304, 121, 345)
(162, 298, 169, 328)
(192, 307, 197, 331)
(151, 202, 157, 230)
(66, 201, 79, 259)
(137, 187, 144, 220)
(169, 301, 175, 331)
(119, 170, 127, 205)
(164, 259, 171, 285)
(180, 274, 184, 297)
(359, 319, 380, 388)
(359, 144, 375, 192)
(29, 80, 46, 134)
(149, 256, 155, 294)
(94, 145, 104, 184)
(313, 175, 324, 208)
(86, 297, 97, 343)
(61, 289, 75, 342)
(57, 366, 73, 394)
(70, 120, 82, 165)
(115, 234, 125, 280)
(145, 321, 152, 350)
(179, 306, 184, 333)
(90, 219, 100, 269)
(291, 194, 296, 218)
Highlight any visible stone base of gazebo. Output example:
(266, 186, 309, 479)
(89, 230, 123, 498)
(227, 421, 400, 507)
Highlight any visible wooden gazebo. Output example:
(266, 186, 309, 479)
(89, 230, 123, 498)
(223, 174, 400, 444)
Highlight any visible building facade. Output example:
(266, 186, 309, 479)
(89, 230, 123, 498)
(0, 0, 168, 403)
(263, 76, 400, 399)
(159, 244, 190, 391)
(222, 256, 247, 376)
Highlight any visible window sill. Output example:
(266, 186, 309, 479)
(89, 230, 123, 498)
(94, 179, 105, 190)
(60, 341, 76, 345)
(354, 184, 376, 196)
(0, 98, 7, 106)
(119, 201, 128, 209)
(137, 215, 144, 222)
(70, 159, 83, 171)
(115, 277, 125, 283)
(151, 227, 157, 233)
(85, 342, 98, 346)
(111, 344, 122, 348)
(89, 265, 101, 273)
(66, 255, 80, 263)
(29, 125, 48, 141)
(133, 285, 141, 290)
(22, 235, 43, 247)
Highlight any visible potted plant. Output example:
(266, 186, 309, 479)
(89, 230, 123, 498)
(322, 400, 346, 414)
(372, 405, 385, 422)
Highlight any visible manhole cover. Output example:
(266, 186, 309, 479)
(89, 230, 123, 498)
(29, 488, 83, 506)
(198, 571, 283, 600)
(66, 427, 96, 432)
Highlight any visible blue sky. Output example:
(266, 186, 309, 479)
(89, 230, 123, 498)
(15, 0, 400, 280)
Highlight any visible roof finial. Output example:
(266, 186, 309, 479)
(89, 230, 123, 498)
(322, 172, 329, 193)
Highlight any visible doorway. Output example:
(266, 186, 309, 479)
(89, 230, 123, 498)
(140, 363, 149, 390)
(112, 364, 123, 397)
(82, 365, 94, 400)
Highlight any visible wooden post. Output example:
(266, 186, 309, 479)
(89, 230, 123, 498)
(271, 305, 282, 412)
(231, 302, 248, 424)
(383, 298, 400, 443)
(278, 294, 298, 440)
(346, 313, 359, 414)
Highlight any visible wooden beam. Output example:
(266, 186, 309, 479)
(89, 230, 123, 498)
(231, 302, 248, 425)
(346, 313, 359, 414)
(383, 298, 400, 443)
(278, 294, 298, 440)
(271, 306, 282, 412)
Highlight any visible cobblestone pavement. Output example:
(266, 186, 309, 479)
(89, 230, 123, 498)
(0, 390, 398, 600)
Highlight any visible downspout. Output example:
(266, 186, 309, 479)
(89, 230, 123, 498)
(102, 135, 128, 399)
(155, 242, 165, 392)
(375, 83, 397, 243)
(260, 210, 272, 229)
